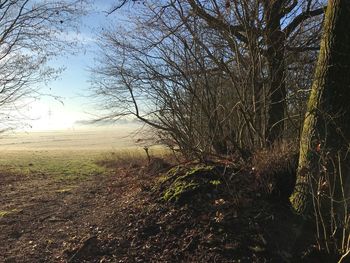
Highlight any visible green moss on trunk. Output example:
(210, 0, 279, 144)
(290, 0, 350, 217)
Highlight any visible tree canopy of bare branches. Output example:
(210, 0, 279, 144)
(0, 0, 85, 130)
(92, 0, 326, 158)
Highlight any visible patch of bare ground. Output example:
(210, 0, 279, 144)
(0, 162, 151, 263)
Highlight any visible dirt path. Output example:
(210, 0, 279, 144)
(0, 168, 147, 262)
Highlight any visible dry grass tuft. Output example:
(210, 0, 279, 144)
(146, 157, 172, 174)
(96, 149, 147, 168)
(252, 140, 299, 202)
(95, 146, 173, 169)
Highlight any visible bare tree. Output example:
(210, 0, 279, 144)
(92, 0, 325, 157)
(0, 0, 85, 130)
(185, 0, 326, 144)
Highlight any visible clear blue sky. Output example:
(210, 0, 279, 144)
(25, 0, 126, 131)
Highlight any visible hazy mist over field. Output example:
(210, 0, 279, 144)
(0, 124, 143, 151)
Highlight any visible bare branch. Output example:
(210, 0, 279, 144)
(284, 6, 326, 37)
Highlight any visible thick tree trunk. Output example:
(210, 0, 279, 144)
(290, 0, 350, 219)
(264, 1, 287, 145)
(266, 40, 286, 145)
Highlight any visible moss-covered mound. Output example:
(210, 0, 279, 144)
(132, 160, 337, 262)
(156, 162, 253, 207)
(160, 165, 224, 204)
(139, 161, 307, 261)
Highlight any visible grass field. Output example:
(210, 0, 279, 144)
(0, 126, 140, 151)
(0, 126, 170, 214)
(0, 127, 149, 221)
(0, 127, 143, 180)
(0, 150, 108, 181)
(0, 125, 171, 178)
(0, 146, 169, 181)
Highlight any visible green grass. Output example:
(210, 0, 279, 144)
(0, 150, 109, 181)
(0, 147, 172, 182)
(0, 211, 10, 218)
(0, 209, 19, 218)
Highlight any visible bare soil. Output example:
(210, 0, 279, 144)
(0, 165, 149, 263)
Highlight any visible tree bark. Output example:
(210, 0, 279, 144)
(264, 0, 287, 145)
(290, 0, 350, 218)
